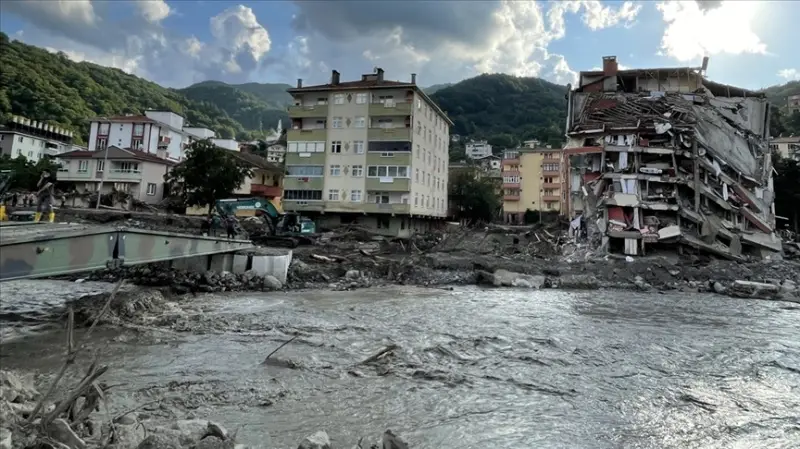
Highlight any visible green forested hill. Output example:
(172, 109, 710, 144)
(0, 32, 277, 142)
(177, 81, 290, 134)
(430, 74, 568, 149)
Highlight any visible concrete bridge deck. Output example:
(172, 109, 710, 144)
(0, 222, 255, 281)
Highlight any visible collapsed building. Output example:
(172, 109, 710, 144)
(564, 56, 780, 259)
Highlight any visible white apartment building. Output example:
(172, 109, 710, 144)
(770, 136, 800, 161)
(0, 115, 84, 162)
(466, 140, 492, 159)
(285, 68, 452, 237)
(266, 143, 286, 164)
(87, 111, 206, 161)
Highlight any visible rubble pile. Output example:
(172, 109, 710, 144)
(566, 59, 781, 261)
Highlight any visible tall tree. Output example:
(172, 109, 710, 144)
(0, 154, 62, 191)
(449, 168, 501, 225)
(164, 139, 253, 213)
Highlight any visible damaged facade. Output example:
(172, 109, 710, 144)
(565, 56, 780, 259)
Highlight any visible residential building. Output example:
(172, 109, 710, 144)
(788, 94, 800, 113)
(522, 139, 541, 148)
(87, 111, 192, 161)
(285, 68, 452, 236)
(770, 136, 800, 161)
(473, 154, 501, 170)
(0, 115, 83, 162)
(211, 138, 239, 151)
(501, 148, 564, 224)
(184, 151, 283, 216)
(265, 143, 286, 164)
(56, 146, 175, 206)
(184, 127, 216, 141)
(565, 56, 777, 259)
(466, 140, 492, 159)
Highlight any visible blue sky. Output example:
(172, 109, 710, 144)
(1, 1, 798, 90)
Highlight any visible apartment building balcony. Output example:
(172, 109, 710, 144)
(542, 182, 561, 189)
(502, 170, 520, 177)
(502, 158, 520, 165)
(288, 128, 327, 141)
(366, 152, 411, 166)
(283, 176, 324, 190)
(503, 194, 520, 201)
(282, 201, 325, 213)
(362, 202, 411, 214)
(250, 184, 282, 197)
(368, 127, 411, 142)
(157, 135, 171, 148)
(56, 171, 94, 181)
(368, 101, 412, 117)
(365, 177, 410, 191)
(542, 195, 561, 202)
(502, 182, 521, 189)
(542, 170, 561, 177)
(288, 104, 329, 118)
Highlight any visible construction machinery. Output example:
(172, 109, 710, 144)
(214, 197, 316, 248)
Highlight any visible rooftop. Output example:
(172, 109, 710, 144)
(58, 146, 177, 165)
(88, 115, 158, 124)
(771, 136, 800, 143)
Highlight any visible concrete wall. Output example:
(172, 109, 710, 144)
(171, 250, 293, 284)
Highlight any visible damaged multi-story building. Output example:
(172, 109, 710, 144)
(564, 56, 780, 259)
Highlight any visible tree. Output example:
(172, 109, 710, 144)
(164, 139, 253, 213)
(0, 154, 62, 191)
(448, 168, 500, 225)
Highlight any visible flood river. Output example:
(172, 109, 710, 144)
(1, 281, 799, 448)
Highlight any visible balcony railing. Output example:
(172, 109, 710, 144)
(288, 128, 327, 141)
(367, 127, 411, 141)
(502, 182, 521, 189)
(503, 195, 520, 201)
(288, 104, 329, 118)
(368, 101, 412, 117)
(250, 184, 282, 197)
(542, 195, 561, 202)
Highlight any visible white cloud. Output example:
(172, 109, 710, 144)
(778, 69, 800, 81)
(656, 1, 767, 62)
(135, 0, 172, 24)
(1, 2, 274, 87)
(289, 0, 643, 87)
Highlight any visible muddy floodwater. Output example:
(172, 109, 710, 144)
(1, 281, 799, 449)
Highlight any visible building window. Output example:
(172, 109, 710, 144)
(113, 162, 140, 173)
(96, 138, 108, 151)
(78, 160, 89, 172)
(96, 160, 104, 172)
(27, 151, 33, 158)
(416, 121, 421, 134)
(351, 165, 363, 177)
(353, 140, 364, 154)
(146, 183, 157, 195)
(332, 117, 343, 128)
(380, 152, 394, 157)
(355, 93, 367, 104)
(329, 165, 341, 176)
(18, 136, 24, 143)
(368, 191, 391, 204)
(414, 193, 418, 205)
(288, 141, 324, 153)
(98, 123, 110, 135)
(286, 165, 324, 176)
(331, 141, 342, 153)
(350, 189, 362, 202)
(415, 169, 419, 182)
(133, 124, 144, 136)
(132, 138, 143, 150)
(328, 189, 339, 201)
(333, 94, 345, 105)
(543, 163, 559, 172)
(366, 165, 409, 178)
(354, 116, 366, 128)
(284, 190, 323, 200)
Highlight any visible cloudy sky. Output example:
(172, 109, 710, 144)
(1, 0, 798, 90)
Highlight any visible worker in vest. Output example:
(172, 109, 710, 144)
(35, 171, 56, 223)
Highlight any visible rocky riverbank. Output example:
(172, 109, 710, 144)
(1, 369, 410, 449)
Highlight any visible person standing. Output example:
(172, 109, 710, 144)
(35, 171, 56, 223)
(225, 214, 237, 239)
(210, 213, 222, 237)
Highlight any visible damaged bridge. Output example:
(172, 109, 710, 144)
(0, 222, 255, 281)
(564, 56, 780, 259)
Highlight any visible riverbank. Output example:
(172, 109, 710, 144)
(43, 207, 799, 302)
